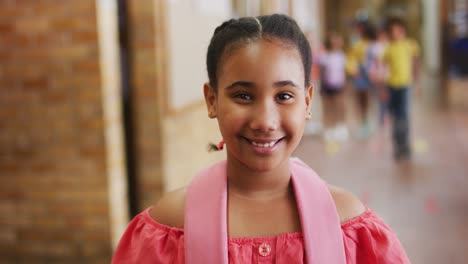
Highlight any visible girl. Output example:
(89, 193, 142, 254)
(112, 14, 409, 263)
(317, 32, 349, 142)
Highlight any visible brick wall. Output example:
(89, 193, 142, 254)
(0, 0, 229, 261)
(0, 1, 112, 262)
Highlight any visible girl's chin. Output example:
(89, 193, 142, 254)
(239, 156, 288, 173)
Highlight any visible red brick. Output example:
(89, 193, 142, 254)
(73, 31, 98, 42)
(15, 17, 51, 34)
(73, 60, 100, 73)
(0, 22, 13, 33)
(22, 77, 48, 90)
(51, 18, 80, 31)
(51, 45, 96, 59)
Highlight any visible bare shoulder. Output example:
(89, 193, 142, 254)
(150, 187, 186, 228)
(328, 185, 366, 223)
(149, 185, 365, 227)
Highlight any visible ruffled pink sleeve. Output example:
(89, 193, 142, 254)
(112, 209, 185, 264)
(113, 208, 410, 264)
(342, 209, 410, 264)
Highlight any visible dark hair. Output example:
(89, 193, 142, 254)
(324, 36, 332, 51)
(385, 17, 407, 34)
(354, 20, 369, 34)
(206, 14, 312, 90)
(324, 32, 333, 51)
(363, 24, 377, 41)
(324, 32, 343, 51)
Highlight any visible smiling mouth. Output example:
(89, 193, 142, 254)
(244, 137, 284, 148)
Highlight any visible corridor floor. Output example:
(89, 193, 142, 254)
(295, 94, 468, 263)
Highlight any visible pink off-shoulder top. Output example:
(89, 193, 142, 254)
(112, 208, 410, 264)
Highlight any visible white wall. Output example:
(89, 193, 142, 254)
(163, 0, 230, 191)
(293, 0, 322, 39)
(167, 0, 232, 110)
(96, 0, 129, 249)
(422, 0, 440, 73)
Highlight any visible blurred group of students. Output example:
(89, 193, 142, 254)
(314, 17, 420, 160)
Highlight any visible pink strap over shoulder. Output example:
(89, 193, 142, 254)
(184, 161, 228, 264)
(289, 158, 346, 263)
(184, 159, 346, 264)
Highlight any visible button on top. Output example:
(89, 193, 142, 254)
(258, 242, 271, 257)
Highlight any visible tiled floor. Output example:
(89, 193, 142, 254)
(295, 80, 468, 263)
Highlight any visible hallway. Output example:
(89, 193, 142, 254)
(295, 82, 468, 263)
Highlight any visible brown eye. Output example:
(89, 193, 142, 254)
(234, 93, 253, 101)
(276, 93, 293, 101)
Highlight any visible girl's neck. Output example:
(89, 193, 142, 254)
(226, 157, 292, 201)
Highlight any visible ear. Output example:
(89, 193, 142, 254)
(203, 83, 217, 118)
(305, 84, 314, 118)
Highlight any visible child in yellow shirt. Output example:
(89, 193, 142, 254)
(383, 17, 420, 160)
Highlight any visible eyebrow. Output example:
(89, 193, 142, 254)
(225, 81, 254, 90)
(274, 80, 298, 88)
(225, 80, 299, 90)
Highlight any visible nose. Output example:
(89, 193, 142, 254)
(249, 99, 279, 132)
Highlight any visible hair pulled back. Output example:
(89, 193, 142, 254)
(206, 14, 312, 90)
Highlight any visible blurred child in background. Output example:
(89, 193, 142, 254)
(346, 21, 374, 138)
(366, 26, 389, 129)
(383, 17, 420, 160)
(318, 33, 349, 142)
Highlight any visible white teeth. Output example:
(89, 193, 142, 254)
(251, 141, 276, 148)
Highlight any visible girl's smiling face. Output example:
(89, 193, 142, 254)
(205, 39, 313, 172)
